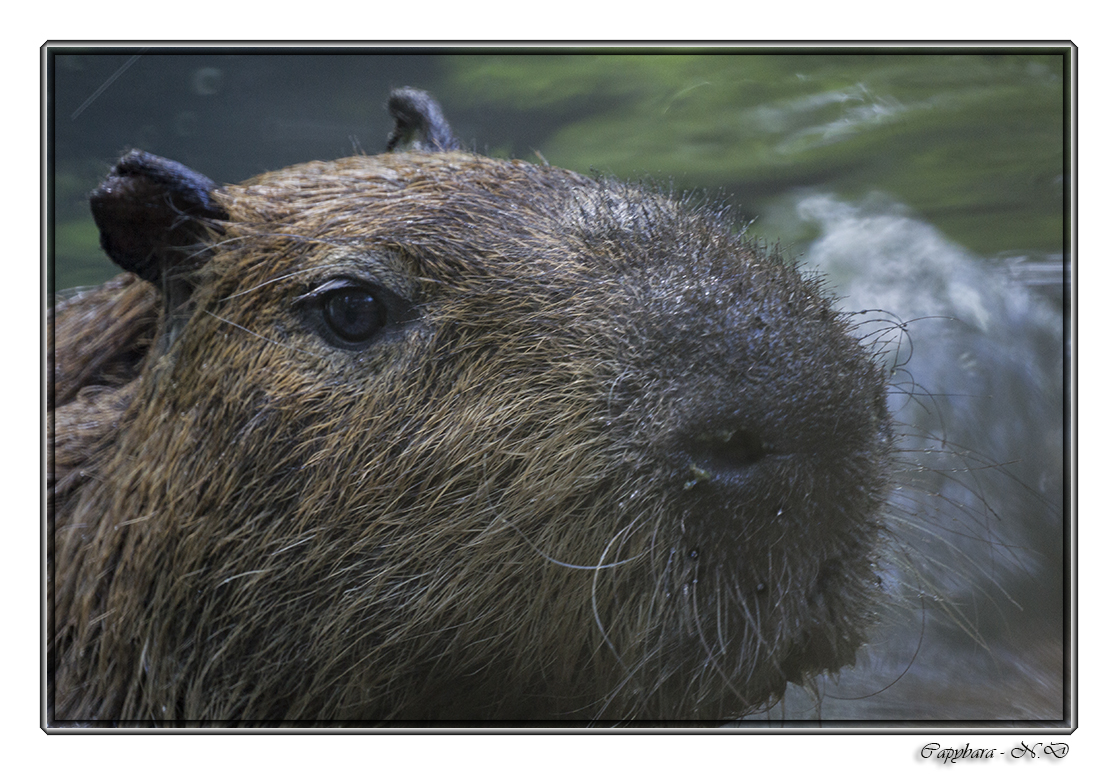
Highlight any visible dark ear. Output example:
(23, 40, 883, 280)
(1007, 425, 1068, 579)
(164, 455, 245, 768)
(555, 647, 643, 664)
(385, 88, 461, 153)
(90, 150, 227, 288)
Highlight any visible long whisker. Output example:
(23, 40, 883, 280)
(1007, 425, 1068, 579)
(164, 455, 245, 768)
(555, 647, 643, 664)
(204, 310, 318, 357)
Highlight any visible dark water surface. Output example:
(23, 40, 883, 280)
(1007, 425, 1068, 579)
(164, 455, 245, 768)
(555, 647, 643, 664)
(47, 48, 1071, 725)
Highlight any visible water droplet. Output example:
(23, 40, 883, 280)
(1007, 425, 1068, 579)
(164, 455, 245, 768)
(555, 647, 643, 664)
(191, 67, 223, 96)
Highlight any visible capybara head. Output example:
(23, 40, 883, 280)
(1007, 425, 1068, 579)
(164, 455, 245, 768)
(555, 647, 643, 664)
(50, 88, 893, 723)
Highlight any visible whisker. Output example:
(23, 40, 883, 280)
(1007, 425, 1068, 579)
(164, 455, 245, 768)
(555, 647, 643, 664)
(204, 310, 318, 357)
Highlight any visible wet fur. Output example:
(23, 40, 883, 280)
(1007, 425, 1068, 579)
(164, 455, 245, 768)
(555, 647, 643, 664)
(51, 151, 892, 723)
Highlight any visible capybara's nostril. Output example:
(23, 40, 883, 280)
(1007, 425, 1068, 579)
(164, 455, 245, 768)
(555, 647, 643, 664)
(683, 427, 777, 486)
(697, 427, 774, 469)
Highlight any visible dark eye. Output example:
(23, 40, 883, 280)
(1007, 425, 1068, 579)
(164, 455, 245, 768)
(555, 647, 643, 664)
(322, 286, 385, 343)
(297, 277, 414, 350)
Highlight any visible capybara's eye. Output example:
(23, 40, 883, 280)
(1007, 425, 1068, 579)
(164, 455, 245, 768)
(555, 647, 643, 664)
(322, 286, 386, 343)
(297, 279, 399, 349)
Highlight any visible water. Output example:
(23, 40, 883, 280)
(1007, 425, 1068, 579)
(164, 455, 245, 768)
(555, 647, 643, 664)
(742, 194, 1064, 722)
(46, 48, 1069, 724)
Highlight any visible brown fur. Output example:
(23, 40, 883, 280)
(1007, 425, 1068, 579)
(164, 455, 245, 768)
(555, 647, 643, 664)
(51, 149, 892, 723)
(49, 274, 156, 513)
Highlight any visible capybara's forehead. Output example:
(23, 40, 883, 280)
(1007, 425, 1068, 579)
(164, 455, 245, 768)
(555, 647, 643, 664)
(211, 152, 765, 295)
(222, 152, 586, 221)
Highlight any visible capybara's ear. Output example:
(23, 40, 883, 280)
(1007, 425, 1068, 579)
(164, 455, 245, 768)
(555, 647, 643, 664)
(90, 150, 228, 287)
(385, 87, 461, 153)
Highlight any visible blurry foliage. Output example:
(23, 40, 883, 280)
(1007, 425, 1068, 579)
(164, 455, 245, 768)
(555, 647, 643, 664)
(52, 219, 104, 287)
(444, 53, 1065, 256)
(51, 164, 113, 291)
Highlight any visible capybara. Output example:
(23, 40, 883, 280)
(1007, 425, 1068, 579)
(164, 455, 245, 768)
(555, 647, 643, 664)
(49, 88, 893, 723)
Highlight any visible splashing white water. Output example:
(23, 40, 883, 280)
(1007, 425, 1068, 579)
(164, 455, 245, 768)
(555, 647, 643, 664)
(744, 194, 1065, 723)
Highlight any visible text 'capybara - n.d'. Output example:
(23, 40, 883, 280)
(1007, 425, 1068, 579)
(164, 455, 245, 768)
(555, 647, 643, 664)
(49, 88, 893, 724)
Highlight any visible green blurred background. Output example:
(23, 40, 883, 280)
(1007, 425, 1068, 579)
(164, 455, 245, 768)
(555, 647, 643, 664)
(49, 49, 1066, 291)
